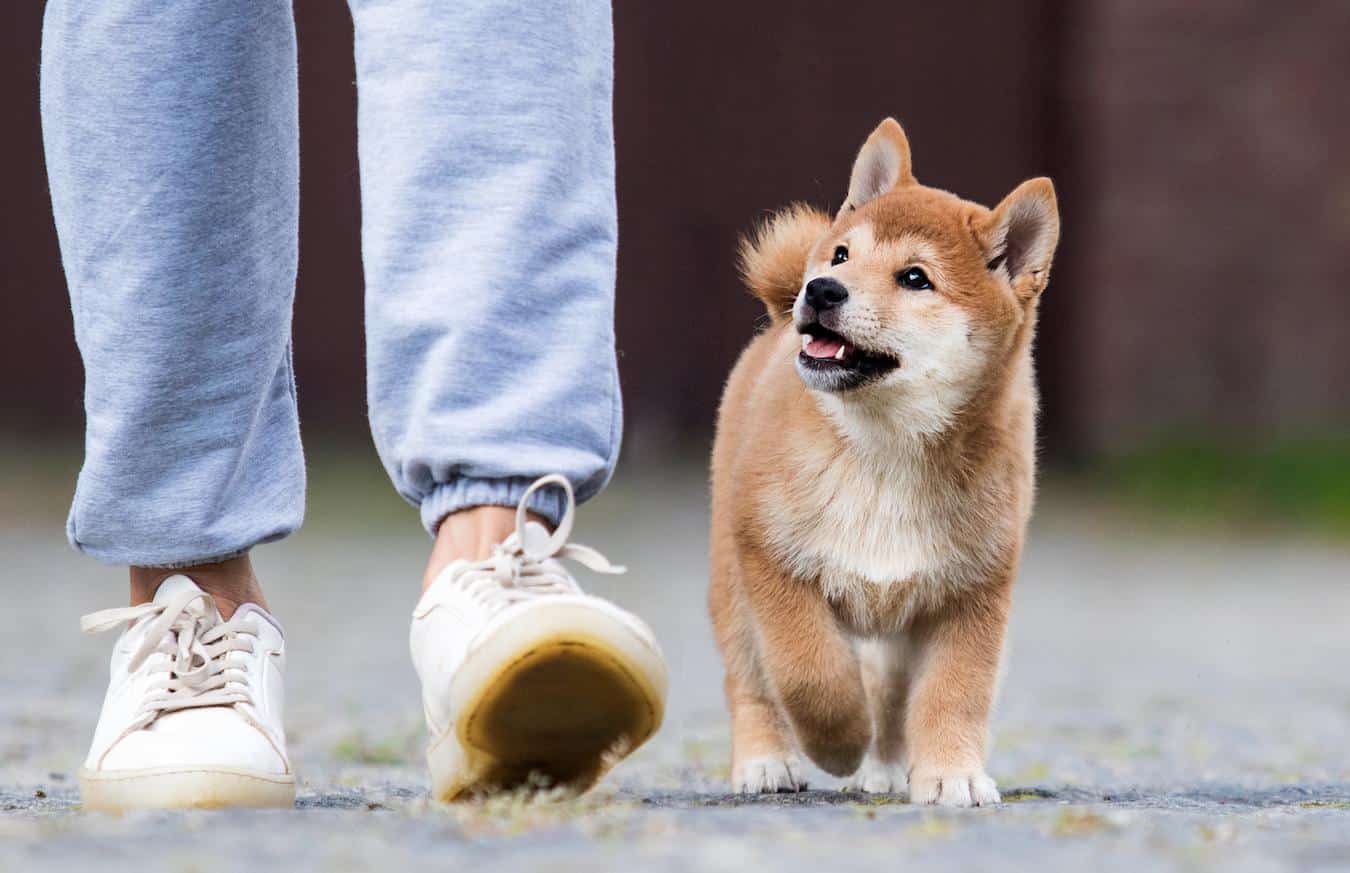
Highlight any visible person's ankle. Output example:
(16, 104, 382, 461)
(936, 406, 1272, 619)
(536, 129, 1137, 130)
(130, 554, 266, 619)
(422, 505, 548, 592)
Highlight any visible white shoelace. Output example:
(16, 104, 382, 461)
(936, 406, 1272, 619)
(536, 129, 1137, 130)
(446, 474, 625, 613)
(81, 586, 260, 731)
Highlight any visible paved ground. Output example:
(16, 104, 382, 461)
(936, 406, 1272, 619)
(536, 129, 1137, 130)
(2, 453, 1349, 871)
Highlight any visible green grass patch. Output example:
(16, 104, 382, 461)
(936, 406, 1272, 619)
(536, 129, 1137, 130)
(908, 813, 958, 838)
(1048, 808, 1116, 837)
(1084, 435, 1350, 536)
(1004, 763, 1051, 784)
(331, 730, 413, 766)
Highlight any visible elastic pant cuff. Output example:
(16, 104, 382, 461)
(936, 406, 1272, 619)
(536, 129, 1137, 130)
(419, 476, 567, 535)
(135, 548, 252, 569)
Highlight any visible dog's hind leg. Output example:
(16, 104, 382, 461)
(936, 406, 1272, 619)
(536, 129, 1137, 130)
(845, 637, 911, 793)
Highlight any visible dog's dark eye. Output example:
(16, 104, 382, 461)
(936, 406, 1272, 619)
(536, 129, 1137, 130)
(896, 267, 932, 290)
(831, 246, 849, 266)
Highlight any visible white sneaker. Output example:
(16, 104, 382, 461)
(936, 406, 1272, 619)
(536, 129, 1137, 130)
(411, 475, 668, 800)
(79, 575, 295, 811)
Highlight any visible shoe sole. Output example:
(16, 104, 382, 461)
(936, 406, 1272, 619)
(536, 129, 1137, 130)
(429, 605, 666, 801)
(79, 766, 296, 811)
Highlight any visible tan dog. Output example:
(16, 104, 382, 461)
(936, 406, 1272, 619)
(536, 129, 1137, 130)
(709, 118, 1058, 806)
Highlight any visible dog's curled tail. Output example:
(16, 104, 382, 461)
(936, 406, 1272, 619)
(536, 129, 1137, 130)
(739, 203, 831, 323)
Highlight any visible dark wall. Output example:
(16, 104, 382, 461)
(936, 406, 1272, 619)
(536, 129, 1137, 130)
(1069, 0, 1350, 448)
(1, 1, 1072, 444)
(2, 4, 79, 429)
(5, 2, 1345, 455)
(612, 1, 1076, 444)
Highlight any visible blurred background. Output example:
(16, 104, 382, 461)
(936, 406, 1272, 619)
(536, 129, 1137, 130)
(4, 1, 1350, 530)
(1, 5, 1349, 863)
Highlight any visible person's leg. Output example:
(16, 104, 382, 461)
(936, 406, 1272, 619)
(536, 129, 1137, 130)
(42, 0, 300, 810)
(350, 0, 622, 565)
(349, 0, 665, 798)
(43, 0, 303, 612)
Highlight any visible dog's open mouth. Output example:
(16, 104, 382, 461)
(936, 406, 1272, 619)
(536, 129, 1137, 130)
(797, 324, 899, 383)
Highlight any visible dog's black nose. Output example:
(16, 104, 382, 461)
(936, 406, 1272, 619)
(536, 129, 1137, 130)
(804, 277, 849, 311)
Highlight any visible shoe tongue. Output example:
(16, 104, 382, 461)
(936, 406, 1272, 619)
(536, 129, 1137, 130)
(153, 574, 205, 605)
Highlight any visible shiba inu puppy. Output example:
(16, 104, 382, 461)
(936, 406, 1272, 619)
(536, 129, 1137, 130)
(709, 118, 1058, 806)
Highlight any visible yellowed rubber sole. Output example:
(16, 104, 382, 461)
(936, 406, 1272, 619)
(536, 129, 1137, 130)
(430, 623, 666, 801)
(79, 766, 296, 812)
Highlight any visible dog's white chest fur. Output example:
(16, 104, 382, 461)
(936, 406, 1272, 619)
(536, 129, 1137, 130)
(759, 412, 996, 626)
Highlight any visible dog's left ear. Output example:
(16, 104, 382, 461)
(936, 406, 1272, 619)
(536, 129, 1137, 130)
(978, 177, 1060, 299)
(842, 118, 915, 213)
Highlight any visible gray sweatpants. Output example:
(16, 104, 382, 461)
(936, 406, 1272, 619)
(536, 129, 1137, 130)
(41, 0, 621, 567)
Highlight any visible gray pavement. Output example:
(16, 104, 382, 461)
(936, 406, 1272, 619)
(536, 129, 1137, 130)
(2, 456, 1349, 871)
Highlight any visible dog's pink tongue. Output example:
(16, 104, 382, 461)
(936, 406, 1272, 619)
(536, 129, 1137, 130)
(804, 336, 844, 359)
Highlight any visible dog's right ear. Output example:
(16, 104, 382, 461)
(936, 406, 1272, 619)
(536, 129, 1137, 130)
(842, 118, 915, 214)
(739, 203, 832, 323)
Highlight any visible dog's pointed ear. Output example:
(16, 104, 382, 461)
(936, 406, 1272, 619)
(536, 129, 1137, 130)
(978, 177, 1060, 299)
(842, 118, 915, 213)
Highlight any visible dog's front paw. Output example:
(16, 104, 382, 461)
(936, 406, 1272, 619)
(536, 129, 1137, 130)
(908, 767, 1000, 807)
(844, 755, 907, 794)
(732, 755, 805, 794)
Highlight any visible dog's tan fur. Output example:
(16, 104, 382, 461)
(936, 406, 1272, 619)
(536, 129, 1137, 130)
(709, 119, 1059, 805)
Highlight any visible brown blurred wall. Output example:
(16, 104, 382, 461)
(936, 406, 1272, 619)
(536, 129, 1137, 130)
(2, 2, 1346, 456)
(1068, 0, 1350, 448)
